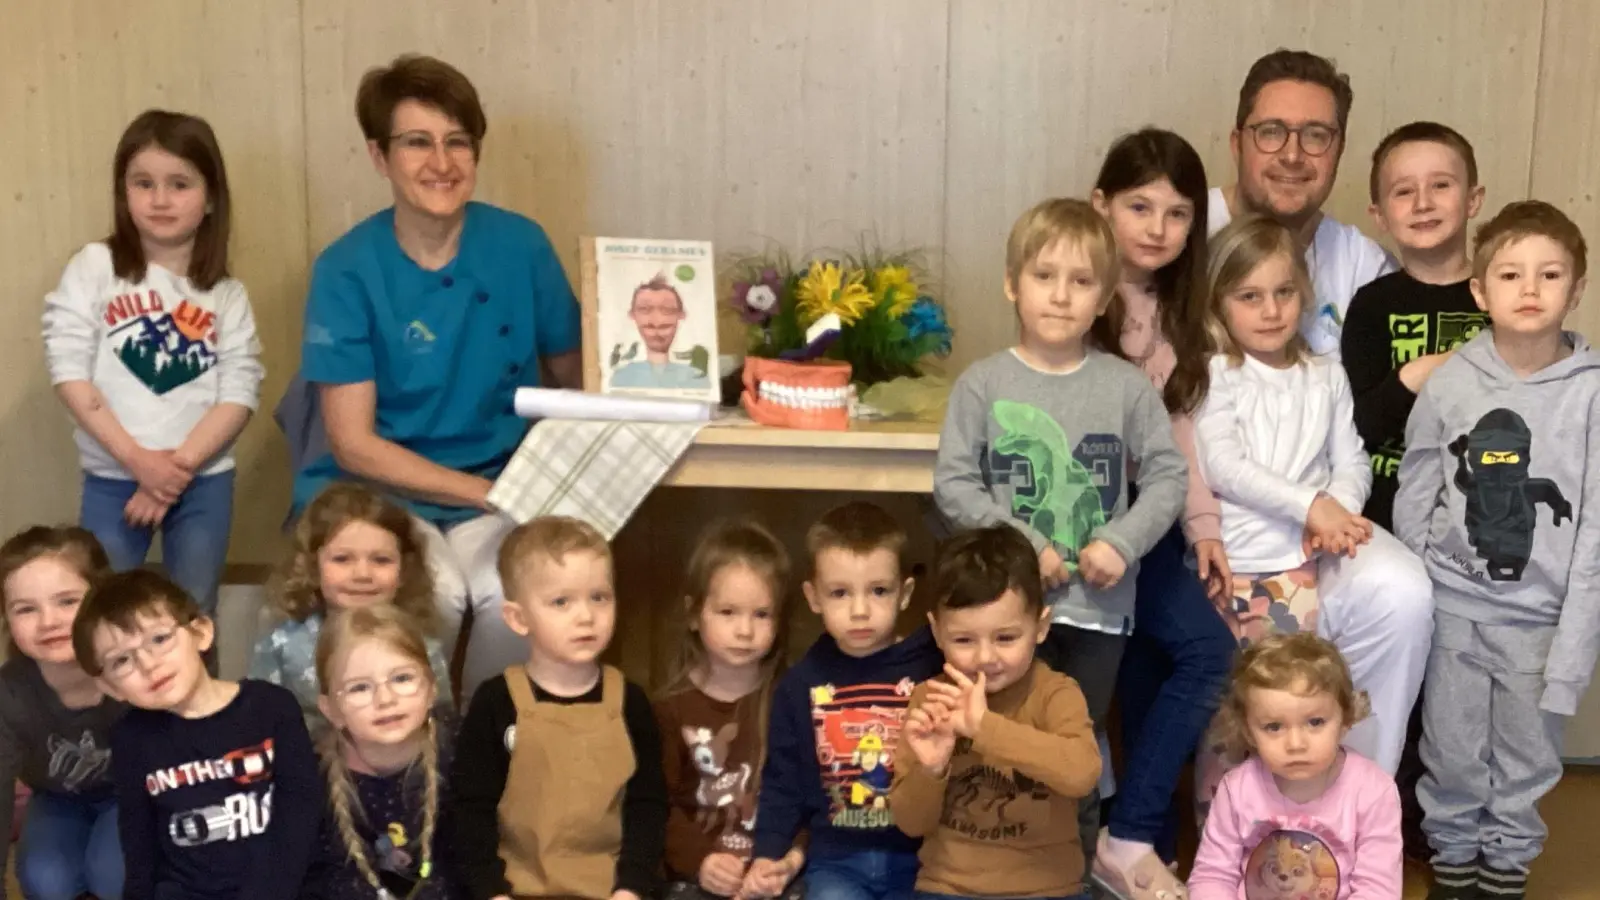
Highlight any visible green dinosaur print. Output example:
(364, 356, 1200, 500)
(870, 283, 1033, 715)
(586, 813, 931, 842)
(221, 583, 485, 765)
(991, 400, 1106, 565)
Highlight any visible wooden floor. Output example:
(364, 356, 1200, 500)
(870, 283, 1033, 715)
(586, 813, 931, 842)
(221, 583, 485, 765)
(8, 768, 1597, 897)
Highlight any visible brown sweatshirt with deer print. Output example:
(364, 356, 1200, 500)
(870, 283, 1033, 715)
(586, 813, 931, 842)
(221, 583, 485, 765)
(888, 661, 1101, 898)
(654, 685, 767, 881)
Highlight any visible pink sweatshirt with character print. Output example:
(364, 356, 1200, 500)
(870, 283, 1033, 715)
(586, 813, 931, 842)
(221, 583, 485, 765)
(1188, 752, 1402, 900)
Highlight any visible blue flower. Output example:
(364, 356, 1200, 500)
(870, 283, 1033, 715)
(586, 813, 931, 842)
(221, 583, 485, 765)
(901, 296, 952, 355)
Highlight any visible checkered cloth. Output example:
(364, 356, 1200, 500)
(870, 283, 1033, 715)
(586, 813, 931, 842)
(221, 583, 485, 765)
(487, 418, 706, 538)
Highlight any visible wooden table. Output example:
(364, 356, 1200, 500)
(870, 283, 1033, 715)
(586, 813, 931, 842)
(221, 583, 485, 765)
(659, 415, 942, 492)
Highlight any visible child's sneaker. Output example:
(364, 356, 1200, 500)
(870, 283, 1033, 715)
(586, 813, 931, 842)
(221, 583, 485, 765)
(1426, 858, 1480, 900)
(1477, 862, 1527, 900)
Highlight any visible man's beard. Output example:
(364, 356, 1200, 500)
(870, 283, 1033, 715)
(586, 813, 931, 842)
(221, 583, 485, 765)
(1237, 181, 1321, 233)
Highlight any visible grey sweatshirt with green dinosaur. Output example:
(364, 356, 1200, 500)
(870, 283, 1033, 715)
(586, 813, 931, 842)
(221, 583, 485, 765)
(934, 348, 1188, 631)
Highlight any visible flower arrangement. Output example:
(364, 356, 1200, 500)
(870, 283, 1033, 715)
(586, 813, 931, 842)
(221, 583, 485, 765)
(727, 244, 953, 386)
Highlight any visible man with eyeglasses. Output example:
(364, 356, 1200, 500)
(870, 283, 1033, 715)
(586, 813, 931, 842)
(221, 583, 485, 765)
(1201, 50, 1432, 793)
(1208, 48, 1397, 360)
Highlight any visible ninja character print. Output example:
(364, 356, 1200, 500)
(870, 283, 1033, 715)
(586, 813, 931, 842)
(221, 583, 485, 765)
(1448, 408, 1572, 581)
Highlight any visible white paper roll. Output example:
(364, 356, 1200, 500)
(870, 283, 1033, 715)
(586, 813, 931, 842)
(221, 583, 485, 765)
(512, 387, 714, 423)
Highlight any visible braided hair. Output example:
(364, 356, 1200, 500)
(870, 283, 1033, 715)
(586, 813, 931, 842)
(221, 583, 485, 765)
(315, 605, 441, 896)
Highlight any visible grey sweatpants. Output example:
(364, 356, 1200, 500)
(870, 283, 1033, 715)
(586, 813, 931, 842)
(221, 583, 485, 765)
(1417, 609, 1567, 872)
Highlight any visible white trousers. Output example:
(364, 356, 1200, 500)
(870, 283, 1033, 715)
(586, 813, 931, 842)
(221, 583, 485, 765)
(1316, 524, 1435, 774)
(411, 512, 523, 703)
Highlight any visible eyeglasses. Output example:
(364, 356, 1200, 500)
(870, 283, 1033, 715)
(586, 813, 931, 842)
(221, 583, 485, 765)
(334, 667, 428, 708)
(389, 130, 477, 158)
(101, 626, 184, 681)
(1244, 120, 1341, 157)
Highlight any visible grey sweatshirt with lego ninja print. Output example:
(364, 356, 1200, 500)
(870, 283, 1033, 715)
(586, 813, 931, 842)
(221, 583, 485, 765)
(1395, 330, 1600, 715)
(934, 348, 1187, 632)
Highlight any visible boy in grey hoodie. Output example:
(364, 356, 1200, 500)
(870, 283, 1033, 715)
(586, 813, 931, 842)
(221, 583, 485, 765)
(1395, 200, 1600, 900)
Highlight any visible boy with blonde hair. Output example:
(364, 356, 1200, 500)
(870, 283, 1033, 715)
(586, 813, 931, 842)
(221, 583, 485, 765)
(743, 501, 941, 900)
(1396, 201, 1600, 900)
(933, 198, 1187, 868)
(453, 516, 667, 900)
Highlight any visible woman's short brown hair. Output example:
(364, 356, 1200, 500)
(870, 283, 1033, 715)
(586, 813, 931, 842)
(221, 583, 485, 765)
(106, 110, 232, 291)
(356, 55, 487, 156)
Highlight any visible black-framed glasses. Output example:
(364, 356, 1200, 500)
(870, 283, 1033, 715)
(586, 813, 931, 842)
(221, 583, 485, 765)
(334, 667, 427, 708)
(101, 626, 184, 681)
(1244, 120, 1340, 157)
(389, 130, 476, 158)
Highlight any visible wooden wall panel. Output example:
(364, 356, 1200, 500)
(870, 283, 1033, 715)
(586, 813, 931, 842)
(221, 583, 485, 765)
(3, 0, 1596, 573)
(942, 0, 1546, 367)
(1531, 0, 1600, 755)
(300, 0, 950, 283)
(1530, 0, 1600, 343)
(0, 1, 307, 562)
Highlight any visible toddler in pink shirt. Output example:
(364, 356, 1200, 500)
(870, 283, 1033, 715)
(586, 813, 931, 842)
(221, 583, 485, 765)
(1188, 634, 1402, 899)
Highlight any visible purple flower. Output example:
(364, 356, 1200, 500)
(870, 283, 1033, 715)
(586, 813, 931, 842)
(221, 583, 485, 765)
(731, 266, 784, 325)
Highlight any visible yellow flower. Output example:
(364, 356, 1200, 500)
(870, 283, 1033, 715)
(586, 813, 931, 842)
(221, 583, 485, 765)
(873, 264, 919, 319)
(796, 261, 874, 326)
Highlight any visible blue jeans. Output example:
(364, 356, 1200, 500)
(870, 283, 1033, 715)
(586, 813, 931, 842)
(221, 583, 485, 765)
(81, 469, 235, 615)
(805, 850, 919, 900)
(916, 893, 1089, 900)
(16, 791, 122, 900)
(1109, 524, 1236, 861)
(915, 883, 1088, 890)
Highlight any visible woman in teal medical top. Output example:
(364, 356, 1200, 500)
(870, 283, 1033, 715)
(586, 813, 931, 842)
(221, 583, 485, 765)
(293, 54, 582, 700)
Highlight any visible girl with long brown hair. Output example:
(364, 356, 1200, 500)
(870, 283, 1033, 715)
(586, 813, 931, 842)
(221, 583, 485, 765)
(43, 109, 264, 621)
(1085, 128, 1237, 900)
(654, 518, 802, 900)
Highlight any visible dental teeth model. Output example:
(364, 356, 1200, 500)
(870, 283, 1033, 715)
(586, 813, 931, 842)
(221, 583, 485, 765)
(741, 357, 854, 430)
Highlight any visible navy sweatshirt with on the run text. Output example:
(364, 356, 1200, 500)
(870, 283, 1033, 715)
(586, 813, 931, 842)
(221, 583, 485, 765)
(111, 678, 323, 900)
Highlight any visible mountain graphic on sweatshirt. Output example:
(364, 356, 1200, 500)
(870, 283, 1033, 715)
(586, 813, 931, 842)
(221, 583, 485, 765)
(112, 311, 217, 396)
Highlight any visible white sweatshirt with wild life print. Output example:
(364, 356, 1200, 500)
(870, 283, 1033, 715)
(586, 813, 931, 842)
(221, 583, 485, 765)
(42, 242, 264, 479)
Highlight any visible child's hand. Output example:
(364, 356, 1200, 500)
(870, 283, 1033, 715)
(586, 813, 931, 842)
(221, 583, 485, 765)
(1332, 514, 1374, 558)
(610, 891, 642, 900)
(125, 447, 193, 504)
(123, 489, 171, 527)
(923, 664, 989, 738)
(1302, 510, 1373, 559)
(1039, 545, 1068, 589)
(1398, 349, 1455, 393)
(1304, 494, 1358, 557)
(699, 852, 748, 897)
(903, 697, 957, 773)
(741, 856, 799, 899)
(1193, 539, 1232, 602)
(1078, 540, 1126, 589)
